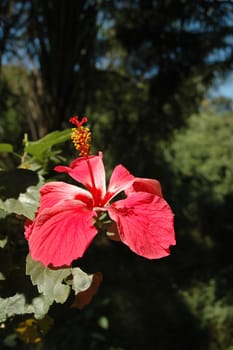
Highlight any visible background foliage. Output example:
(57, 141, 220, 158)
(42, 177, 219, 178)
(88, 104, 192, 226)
(0, 1, 233, 349)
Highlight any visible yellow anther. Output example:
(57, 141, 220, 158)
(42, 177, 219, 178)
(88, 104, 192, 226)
(69, 116, 92, 156)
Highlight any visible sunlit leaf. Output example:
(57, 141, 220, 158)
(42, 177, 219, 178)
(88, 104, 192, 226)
(71, 267, 93, 294)
(31, 295, 53, 319)
(0, 209, 7, 219)
(0, 237, 7, 248)
(0, 143, 14, 153)
(26, 255, 96, 310)
(98, 316, 109, 330)
(0, 293, 54, 322)
(25, 129, 71, 160)
(0, 176, 43, 219)
(0, 272, 5, 280)
(71, 272, 103, 309)
(0, 294, 31, 322)
(26, 255, 71, 304)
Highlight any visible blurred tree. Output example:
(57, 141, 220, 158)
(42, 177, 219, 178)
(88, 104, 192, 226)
(162, 106, 233, 264)
(0, 0, 28, 67)
(113, 0, 233, 126)
(164, 108, 233, 199)
(159, 105, 233, 349)
(25, 0, 98, 138)
(90, 0, 233, 177)
(201, 96, 233, 114)
(1, 0, 233, 147)
(0, 66, 29, 151)
(0, 0, 98, 139)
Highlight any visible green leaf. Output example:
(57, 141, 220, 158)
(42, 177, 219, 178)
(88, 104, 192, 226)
(0, 294, 31, 322)
(0, 209, 7, 219)
(26, 255, 71, 304)
(0, 176, 44, 219)
(0, 293, 53, 322)
(0, 257, 95, 322)
(71, 267, 93, 295)
(30, 295, 53, 319)
(0, 237, 7, 248)
(26, 255, 93, 304)
(25, 129, 71, 160)
(98, 316, 109, 330)
(0, 143, 14, 153)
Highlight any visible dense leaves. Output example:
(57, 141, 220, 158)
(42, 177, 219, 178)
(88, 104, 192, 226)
(0, 293, 53, 322)
(163, 111, 233, 201)
(26, 254, 94, 304)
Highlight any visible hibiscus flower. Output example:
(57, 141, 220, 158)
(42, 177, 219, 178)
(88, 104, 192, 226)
(25, 118, 175, 267)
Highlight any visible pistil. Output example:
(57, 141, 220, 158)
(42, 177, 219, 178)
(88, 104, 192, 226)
(70, 116, 99, 206)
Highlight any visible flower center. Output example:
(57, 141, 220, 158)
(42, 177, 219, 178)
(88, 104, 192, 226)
(70, 116, 99, 206)
(69, 116, 91, 157)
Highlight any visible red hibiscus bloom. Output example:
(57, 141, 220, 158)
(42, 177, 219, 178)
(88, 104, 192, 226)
(25, 118, 175, 267)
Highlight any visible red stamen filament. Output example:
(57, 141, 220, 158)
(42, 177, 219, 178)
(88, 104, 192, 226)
(70, 116, 99, 205)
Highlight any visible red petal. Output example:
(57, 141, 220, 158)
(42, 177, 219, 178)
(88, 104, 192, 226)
(54, 153, 106, 201)
(28, 201, 97, 267)
(108, 192, 175, 259)
(24, 219, 33, 240)
(102, 165, 134, 205)
(39, 182, 92, 213)
(126, 178, 163, 197)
